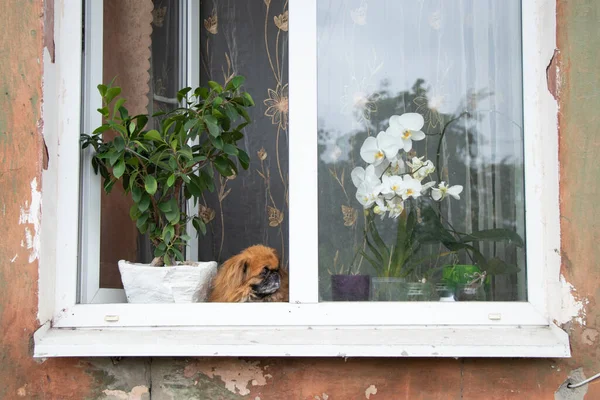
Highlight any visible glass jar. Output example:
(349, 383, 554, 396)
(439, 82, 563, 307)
(435, 283, 456, 302)
(370, 277, 407, 301)
(405, 282, 433, 301)
(455, 284, 486, 301)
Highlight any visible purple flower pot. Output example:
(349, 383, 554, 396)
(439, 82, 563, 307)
(331, 275, 371, 301)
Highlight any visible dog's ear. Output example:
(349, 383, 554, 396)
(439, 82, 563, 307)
(228, 254, 248, 286)
(209, 254, 249, 302)
(220, 254, 249, 287)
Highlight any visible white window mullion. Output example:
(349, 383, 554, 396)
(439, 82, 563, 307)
(79, 0, 126, 304)
(53, 0, 84, 316)
(289, 0, 319, 303)
(185, 0, 201, 261)
(79, 0, 105, 304)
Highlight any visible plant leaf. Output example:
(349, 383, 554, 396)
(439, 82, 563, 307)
(238, 149, 250, 169)
(144, 129, 162, 142)
(145, 175, 157, 195)
(366, 214, 389, 261)
(223, 144, 239, 156)
(138, 194, 151, 212)
(204, 115, 220, 137)
(177, 87, 191, 102)
(172, 247, 184, 262)
(208, 81, 223, 93)
(192, 217, 207, 235)
(167, 174, 176, 187)
(104, 87, 121, 104)
(242, 92, 255, 106)
(166, 208, 180, 224)
(97, 84, 107, 97)
(113, 159, 125, 178)
(113, 98, 126, 118)
(359, 250, 382, 275)
(460, 229, 524, 247)
(132, 185, 142, 203)
(136, 213, 149, 229)
(213, 156, 233, 176)
(183, 118, 198, 131)
(158, 201, 172, 213)
(484, 257, 521, 275)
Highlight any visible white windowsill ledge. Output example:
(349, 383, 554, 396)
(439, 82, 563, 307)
(34, 324, 570, 358)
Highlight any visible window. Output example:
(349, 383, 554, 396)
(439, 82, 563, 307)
(79, 0, 291, 305)
(36, 0, 569, 358)
(316, 1, 527, 303)
(79, 0, 195, 304)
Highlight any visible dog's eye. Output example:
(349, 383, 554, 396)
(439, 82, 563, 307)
(261, 267, 270, 275)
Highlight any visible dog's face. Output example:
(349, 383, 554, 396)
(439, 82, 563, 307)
(209, 245, 288, 302)
(244, 246, 282, 298)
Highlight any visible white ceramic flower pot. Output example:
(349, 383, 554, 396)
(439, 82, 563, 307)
(118, 260, 217, 303)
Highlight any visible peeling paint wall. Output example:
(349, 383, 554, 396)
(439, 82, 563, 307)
(1, 0, 600, 399)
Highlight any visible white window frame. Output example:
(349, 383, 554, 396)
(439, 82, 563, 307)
(35, 0, 570, 358)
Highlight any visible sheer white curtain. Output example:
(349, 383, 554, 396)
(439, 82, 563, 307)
(316, 0, 526, 301)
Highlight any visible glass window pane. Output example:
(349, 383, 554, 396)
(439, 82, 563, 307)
(317, 0, 526, 302)
(84, 0, 182, 296)
(196, 0, 289, 268)
(80, 0, 290, 304)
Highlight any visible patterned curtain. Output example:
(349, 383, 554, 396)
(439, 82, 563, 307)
(197, 0, 290, 268)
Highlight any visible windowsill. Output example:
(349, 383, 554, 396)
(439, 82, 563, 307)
(34, 323, 570, 358)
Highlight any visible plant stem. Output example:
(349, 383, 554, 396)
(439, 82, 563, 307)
(436, 111, 470, 183)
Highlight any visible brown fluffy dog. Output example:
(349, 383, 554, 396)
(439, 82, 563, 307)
(209, 245, 288, 302)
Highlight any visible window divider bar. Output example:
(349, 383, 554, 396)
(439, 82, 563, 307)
(288, 0, 319, 304)
(53, 0, 85, 315)
(79, 0, 104, 304)
(185, 0, 201, 262)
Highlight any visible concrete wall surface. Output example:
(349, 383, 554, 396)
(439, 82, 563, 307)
(1, 0, 599, 398)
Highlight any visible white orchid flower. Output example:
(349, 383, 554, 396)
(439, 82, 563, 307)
(380, 174, 404, 198)
(407, 156, 435, 181)
(351, 164, 379, 188)
(374, 158, 391, 177)
(360, 131, 398, 166)
(399, 175, 423, 200)
(385, 113, 426, 152)
(355, 177, 382, 208)
(421, 181, 437, 194)
(386, 155, 406, 176)
(386, 197, 405, 219)
(431, 181, 464, 201)
(376, 130, 402, 161)
(373, 197, 388, 218)
(356, 184, 380, 208)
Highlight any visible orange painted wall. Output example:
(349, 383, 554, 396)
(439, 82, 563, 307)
(1, 0, 599, 398)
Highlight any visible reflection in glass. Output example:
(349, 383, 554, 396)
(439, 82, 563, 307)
(97, 0, 182, 290)
(317, 0, 526, 302)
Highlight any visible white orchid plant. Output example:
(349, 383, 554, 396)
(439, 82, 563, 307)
(351, 112, 463, 221)
(348, 112, 465, 279)
(348, 111, 525, 281)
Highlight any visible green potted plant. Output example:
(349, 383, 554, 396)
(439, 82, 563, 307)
(80, 75, 254, 303)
